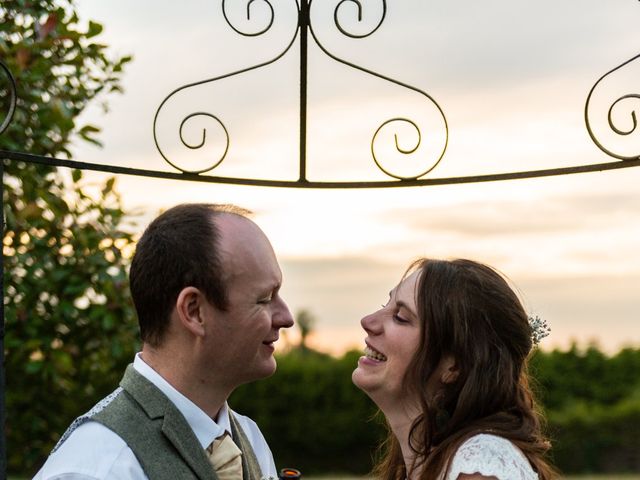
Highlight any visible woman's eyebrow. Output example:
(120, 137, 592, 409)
(396, 299, 418, 319)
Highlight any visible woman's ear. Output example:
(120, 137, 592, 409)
(175, 287, 207, 338)
(440, 355, 460, 385)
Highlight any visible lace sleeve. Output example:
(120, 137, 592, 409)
(445, 434, 539, 480)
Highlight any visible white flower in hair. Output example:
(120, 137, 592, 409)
(529, 315, 550, 346)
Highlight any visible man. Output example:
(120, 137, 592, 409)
(35, 203, 294, 480)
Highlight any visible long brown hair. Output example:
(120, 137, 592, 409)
(373, 258, 557, 480)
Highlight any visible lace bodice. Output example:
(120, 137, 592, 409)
(443, 434, 538, 480)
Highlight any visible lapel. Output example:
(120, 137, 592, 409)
(229, 410, 263, 480)
(121, 365, 219, 480)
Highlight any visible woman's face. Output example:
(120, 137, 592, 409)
(352, 270, 422, 408)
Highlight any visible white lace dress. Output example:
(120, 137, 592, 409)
(442, 433, 538, 480)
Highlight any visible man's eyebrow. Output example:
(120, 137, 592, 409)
(263, 281, 281, 292)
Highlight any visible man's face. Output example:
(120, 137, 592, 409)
(202, 215, 294, 388)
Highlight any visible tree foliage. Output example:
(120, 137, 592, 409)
(1, 0, 137, 474)
(295, 308, 316, 353)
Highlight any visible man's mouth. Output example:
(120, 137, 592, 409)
(364, 345, 387, 362)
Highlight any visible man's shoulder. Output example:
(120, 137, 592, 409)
(229, 408, 262, 438)
(229, 408, 273, 450)
(34, 421, 146, 479)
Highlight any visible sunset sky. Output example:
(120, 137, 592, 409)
(70, 0, 639, 354)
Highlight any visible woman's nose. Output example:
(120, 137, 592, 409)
(361, 309, 383, 334)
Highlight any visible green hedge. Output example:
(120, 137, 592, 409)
(230, 350, 385, 474)
(230, 347, 640, 476)
(549, 397, 640, 473)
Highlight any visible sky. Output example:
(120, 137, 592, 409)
(69, 0, 639, 355)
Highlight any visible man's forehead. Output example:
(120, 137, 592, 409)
(214, 213, 279, 277)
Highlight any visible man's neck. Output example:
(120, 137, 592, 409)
(140, 346, 232, 420)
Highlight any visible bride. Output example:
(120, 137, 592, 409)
(352, 258, 558, 480)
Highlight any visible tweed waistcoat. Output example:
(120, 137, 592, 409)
(91, 365, 263, 480)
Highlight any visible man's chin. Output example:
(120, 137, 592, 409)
(243, 359, 277, 384)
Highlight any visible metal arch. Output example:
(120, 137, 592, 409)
(0, 2, 638, 186)
(3, 149, 640, 189)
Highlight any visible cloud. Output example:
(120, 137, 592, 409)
(379, 192, 640, 237)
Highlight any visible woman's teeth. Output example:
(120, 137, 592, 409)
(364, 346, 387, 362)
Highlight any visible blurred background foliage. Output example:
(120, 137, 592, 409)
(1, 0, 138, 473)
(1, 0, 639, 478)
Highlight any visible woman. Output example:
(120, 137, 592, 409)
(352, 258, 557, 480)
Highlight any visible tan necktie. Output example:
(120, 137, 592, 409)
(206, 432, 243, 480)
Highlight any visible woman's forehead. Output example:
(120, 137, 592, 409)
(393, 270, 420, 301)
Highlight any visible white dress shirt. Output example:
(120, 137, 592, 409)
(33, 354, 277, 480)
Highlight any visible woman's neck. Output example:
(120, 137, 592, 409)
(384, 403, 423, 480)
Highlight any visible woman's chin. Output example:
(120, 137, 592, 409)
(352, 366, 380, 396)
(351, 366, 368, 390)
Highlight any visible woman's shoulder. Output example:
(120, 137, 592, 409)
(445, 433, 539, 480)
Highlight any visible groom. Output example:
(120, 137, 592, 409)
(35, 203, 294, 479)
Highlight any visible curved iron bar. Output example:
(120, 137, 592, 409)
(608, 94, 639, 136)
(372, 118, 429, 180)
(0, 61, 17, 136)
(153, 0, 300, 174)
(5, 149, 639, 189)
(178, 112, 230, 171)
(333, 0, 386, 39)
(308, 0, 449, 180)
(222, 0, 275, 37)
(585, 53, 640, 160)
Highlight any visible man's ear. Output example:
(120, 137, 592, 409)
(175, 287, 207, 338)
(440, 355, 460, 385)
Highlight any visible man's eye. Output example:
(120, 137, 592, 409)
(258, 297, 272, 305)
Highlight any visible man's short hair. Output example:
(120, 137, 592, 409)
(129, 203, 251, 346)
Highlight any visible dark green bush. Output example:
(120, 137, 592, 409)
(231, 350, 385, 475)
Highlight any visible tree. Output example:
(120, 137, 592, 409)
(1, 1, 137, 474)
(295, 308, 316, 353)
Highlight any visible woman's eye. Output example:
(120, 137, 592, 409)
(393, 314, 409, 324)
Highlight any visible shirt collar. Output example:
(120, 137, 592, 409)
(133, 353, 230, 448)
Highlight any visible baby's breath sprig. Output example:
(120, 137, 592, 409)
(529, 315, 550, 346)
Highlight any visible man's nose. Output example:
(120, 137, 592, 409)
(274, 297, 294, 329)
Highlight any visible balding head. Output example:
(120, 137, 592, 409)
(129, 203, 253, 347)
